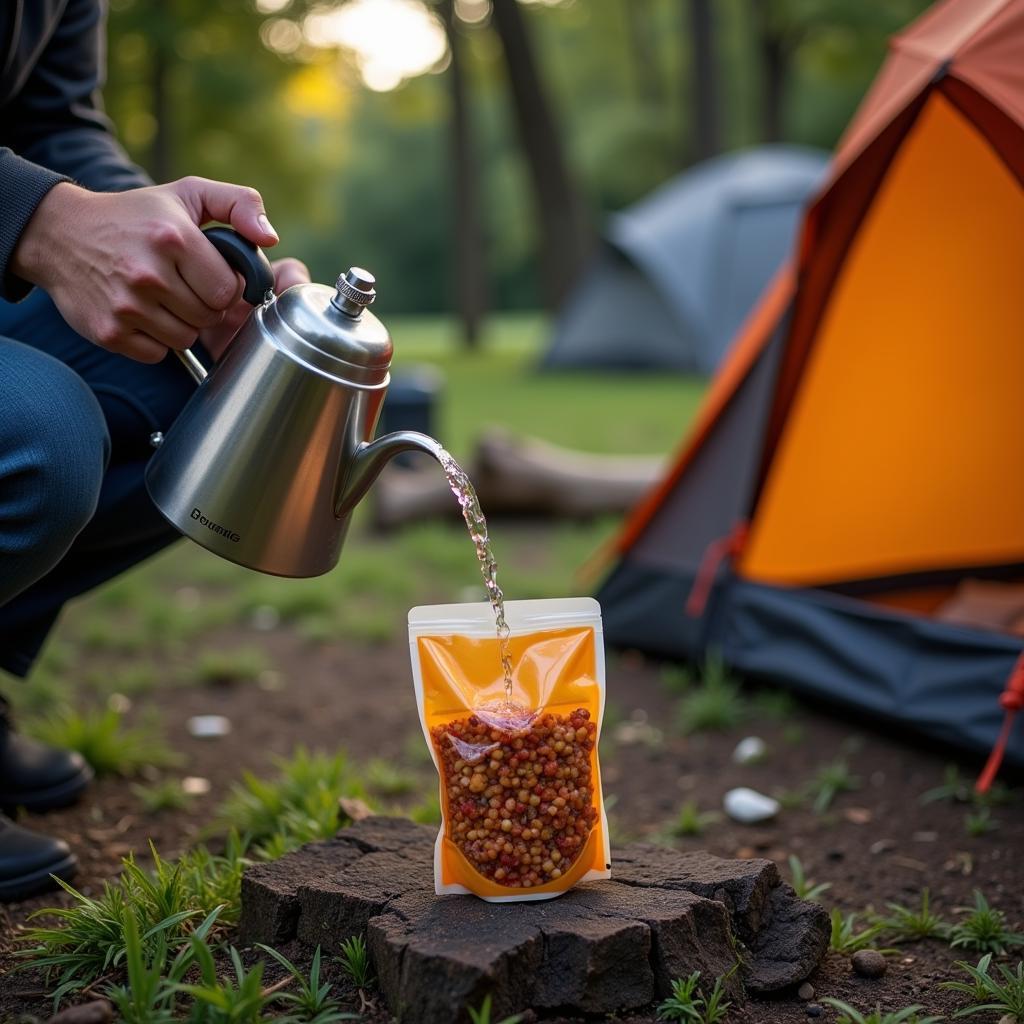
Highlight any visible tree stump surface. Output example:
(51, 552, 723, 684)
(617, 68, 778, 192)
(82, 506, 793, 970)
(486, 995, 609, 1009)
(239, 816, 829, 1023)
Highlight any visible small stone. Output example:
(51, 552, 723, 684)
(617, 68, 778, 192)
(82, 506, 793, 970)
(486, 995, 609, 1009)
(187, 714, 231, 738)
(870, 839, 896, 855)
(798, 981, 815, 1000)
(46, 1000, 114, 1024)
(806, 1004, 823, 1017)
(851, 949, 887, 979)
(723, 787, 780, 824)
(182, 776, 211, 795)
(998, 1014, 1018, 1024)
(107, 692, 131, 714)
(732, 736, 767, 765)
(913, 831, 938, 842)
(339, 796, 375, 821)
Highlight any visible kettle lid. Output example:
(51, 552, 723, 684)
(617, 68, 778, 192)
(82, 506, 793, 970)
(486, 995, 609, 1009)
(263, 268, 393, 385)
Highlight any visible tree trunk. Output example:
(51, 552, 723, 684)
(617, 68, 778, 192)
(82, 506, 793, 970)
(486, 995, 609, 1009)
(489, 0, 594, 309)
(688, 0, 719, 161)
(751, 0, 788, 143)
(437, 0, 488, 347)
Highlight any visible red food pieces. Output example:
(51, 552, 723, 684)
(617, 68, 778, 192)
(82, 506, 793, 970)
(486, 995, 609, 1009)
(431, 708, 599, 889)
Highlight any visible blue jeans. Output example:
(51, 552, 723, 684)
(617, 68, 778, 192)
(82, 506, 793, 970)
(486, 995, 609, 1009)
(0, 290, 199, 677)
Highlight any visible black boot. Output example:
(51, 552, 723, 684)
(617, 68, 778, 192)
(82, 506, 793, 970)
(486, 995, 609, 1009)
(0, 813, 77, 901)
(0, 698, 93, 813)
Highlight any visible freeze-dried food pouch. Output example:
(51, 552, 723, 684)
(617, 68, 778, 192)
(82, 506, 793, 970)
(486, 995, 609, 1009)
(409, 597, 610, 902)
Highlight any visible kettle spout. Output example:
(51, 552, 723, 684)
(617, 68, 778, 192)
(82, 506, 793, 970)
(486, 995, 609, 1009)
(335, 430, 445, 518)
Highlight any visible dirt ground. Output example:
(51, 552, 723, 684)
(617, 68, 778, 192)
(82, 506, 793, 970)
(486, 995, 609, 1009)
(0, 621, 1021, 1022)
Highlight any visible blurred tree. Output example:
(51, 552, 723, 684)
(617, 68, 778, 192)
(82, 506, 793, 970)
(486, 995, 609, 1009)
(489, 0, 594, 308)
(434, 0, 488, 346)
(688, 0, 720, 159)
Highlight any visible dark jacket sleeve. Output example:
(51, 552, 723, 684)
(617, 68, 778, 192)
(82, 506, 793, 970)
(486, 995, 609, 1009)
(1, 0, 151, 300)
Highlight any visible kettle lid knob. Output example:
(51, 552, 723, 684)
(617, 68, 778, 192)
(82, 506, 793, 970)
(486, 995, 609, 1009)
(332, 267, 377, 316)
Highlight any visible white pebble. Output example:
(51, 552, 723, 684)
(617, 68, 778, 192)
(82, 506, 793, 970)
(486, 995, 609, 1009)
(181, 776, 211, 795)
(187, 714, 232, 739)
(723, 787, 780, 824)
(732, 736, 767, 765)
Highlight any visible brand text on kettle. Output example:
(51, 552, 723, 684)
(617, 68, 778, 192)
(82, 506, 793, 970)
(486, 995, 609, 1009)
(191, 508, 241, 543)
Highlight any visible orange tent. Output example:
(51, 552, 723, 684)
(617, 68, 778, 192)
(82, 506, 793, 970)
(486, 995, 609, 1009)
(598, 0, 1024, 781)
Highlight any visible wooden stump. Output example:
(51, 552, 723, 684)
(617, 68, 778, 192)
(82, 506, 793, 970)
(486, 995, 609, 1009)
(240, 817, 829, 1023)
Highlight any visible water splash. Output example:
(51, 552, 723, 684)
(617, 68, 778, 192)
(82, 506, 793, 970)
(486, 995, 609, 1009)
(437, 448, 513, 697)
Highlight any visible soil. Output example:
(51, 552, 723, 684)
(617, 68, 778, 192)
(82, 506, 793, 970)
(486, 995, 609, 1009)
(0, 616, 1021, 1022)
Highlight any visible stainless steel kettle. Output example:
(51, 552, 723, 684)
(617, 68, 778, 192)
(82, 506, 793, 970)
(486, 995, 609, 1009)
(145, 228, 443, 578)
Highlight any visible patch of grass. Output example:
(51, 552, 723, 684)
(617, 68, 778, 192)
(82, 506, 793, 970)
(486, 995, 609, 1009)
(949, 891, 1024, 956)
(676, 651, 744, 734)
(259, 944, 360, 1022)
(921, 764, 1015, 808)
(871, 889, 949, 943)
(193, 647, 270, 686)
(660, 665, 692, 695)
(76, 615, 147, 654)
(466, 993, 524, 1024)
(964, 806, 999, 838)
(366, 758, 418, 798)
(805, 757, 861, 813)
(131, 779, 194, 814)
(85, 664, 160, 697)
(656, 968, 734, 1023)
(175, 942, 268, 1022)
(408, 790, 442, 826)
(18, 837, 247, 1003)
(787, 855, 831, 903)
(829, 910, 894, 956)
(821, 999, 943, 1024)
(25, 706, 178, 777)
(942, 953, 1024, 1020)
(750, 688, 798, 722)
(216, 747, 369, 858)
(669, 799, 722, 838)
(338, 934, 373, 989)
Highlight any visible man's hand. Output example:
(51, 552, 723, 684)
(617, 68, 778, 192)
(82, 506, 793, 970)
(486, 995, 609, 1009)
(199, 257, 311, 362)
(11, 176, 281, 364)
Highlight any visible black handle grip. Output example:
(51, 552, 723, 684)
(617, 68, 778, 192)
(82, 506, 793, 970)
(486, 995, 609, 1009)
(201, 226, 275, 305)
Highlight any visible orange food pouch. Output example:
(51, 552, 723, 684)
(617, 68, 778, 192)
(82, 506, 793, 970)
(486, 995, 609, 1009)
(409, 597, 610, 902)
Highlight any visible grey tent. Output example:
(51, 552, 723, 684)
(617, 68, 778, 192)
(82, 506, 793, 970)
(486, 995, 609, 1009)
(544, 145, 829, 374)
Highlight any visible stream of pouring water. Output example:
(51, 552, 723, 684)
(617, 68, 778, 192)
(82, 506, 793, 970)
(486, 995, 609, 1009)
(437, 448, 534, 728)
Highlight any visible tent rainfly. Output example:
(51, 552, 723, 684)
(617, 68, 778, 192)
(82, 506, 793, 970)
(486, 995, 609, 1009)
(543, 146, 828, 375)
(597, 0, 1024, 784)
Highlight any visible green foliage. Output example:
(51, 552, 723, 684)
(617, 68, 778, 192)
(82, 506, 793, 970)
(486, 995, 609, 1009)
(216, 747, 368, 858)
(964, 806, 999, 838)
(920, 764, 1015, 807)
(676, 652, 745, 734)
(103, 905, 222, 1024)
(466, 993, 524, 1024)
(820, 999, 944, 1024)
(829, 910, 893, 956)
(750, 688, 798, 722)
(339, 935, 373, 989)
(871, 890, 949, 943)
(174, 943, 269, 1022)
(131, 778, 194, 814)
(660, 665, 692, 695)
(18, 838, 246, 1004)
(258, 945, 360, 1023)
(942, 953, 1024, 1019)
(670, 800, 722, 838)
(787, 855, 831, 903)
(805, 757, 861, 813)
(408, 790, 443, 825)
(24, 706, 178, 777)
(656, 969, 734, 1023)
(949, 891, 1024, 956)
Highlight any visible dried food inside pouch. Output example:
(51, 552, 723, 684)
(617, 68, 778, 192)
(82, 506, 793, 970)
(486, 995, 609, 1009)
(431, 707, 599, 888)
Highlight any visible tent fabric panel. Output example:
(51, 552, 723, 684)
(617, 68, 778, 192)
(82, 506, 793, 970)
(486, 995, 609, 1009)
(611, 267, 795, 561)
(951, 0, 1024, 126)
(742, 92, 1024, 586)
(630, 318, 787, 573)
(722, 581, 1024, 768)
(893, 0, 1013, 61)
(598, 562, 704, 661)
(544, 249, 700, 372)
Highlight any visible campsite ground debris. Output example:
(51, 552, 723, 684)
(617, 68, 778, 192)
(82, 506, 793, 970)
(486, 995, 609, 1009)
(852, 950, 889, 979)
(0, 623, 1021, 1023)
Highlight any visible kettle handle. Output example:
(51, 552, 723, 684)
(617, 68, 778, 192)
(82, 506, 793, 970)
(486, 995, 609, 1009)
(174, 227, 277, 385)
